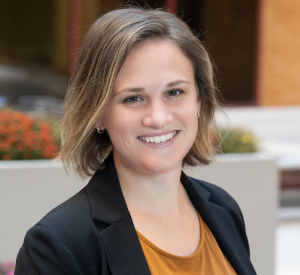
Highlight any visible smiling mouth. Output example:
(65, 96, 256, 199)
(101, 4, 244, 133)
(137, 131, 179, 143)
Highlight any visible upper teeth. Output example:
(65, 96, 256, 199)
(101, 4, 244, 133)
(139, 131, 177, 143)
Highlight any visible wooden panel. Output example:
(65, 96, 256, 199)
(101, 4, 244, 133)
(259, 0, 300, 105)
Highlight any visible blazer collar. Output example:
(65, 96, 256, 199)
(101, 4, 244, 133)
(86, 153, 256, 275)
(181, 172, 256, 275)
(87, 152, 130, 224)
(87, 153, 151, 274)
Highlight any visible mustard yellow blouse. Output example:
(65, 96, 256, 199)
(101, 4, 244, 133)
(137, 212, 237, 274)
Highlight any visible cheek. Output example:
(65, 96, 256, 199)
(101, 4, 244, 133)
(176, 102, 199, 143)
(177, 101, 198, 124)
(104, 107, 141, 142)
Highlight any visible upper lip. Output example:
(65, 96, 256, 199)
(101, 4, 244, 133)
(137, 130, 178, 138)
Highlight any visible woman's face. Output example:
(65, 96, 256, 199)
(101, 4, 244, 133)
(100, 39, 199, 174)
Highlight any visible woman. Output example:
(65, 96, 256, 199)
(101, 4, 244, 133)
(15, 7, 256, 275)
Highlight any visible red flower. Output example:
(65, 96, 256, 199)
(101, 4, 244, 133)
(0, 109, 59, 160)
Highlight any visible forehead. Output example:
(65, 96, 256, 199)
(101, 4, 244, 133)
(113, 39, 195, 91)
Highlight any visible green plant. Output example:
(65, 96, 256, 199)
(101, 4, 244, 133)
(215, 128, 259, 154)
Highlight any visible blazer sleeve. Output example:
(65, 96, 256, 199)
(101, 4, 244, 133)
(15, 224, 83, 275)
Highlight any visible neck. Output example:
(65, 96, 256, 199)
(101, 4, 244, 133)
(113, 153, 186, 217)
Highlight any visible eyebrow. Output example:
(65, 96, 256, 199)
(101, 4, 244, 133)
(167, 80, 190, 87)
(117, 79, 190, 94)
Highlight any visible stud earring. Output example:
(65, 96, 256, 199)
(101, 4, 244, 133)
(197, 102, 201, 119)
(97, 127, 105, 134)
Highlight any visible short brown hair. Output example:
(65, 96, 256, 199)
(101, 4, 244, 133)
(58, 7, 220, 178)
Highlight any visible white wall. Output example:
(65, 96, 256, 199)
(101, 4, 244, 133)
(0, 154, 278, 275)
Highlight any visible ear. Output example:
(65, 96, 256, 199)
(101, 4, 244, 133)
(96, 121, 105, 131)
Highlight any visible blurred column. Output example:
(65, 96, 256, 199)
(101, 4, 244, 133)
(81, 0, 100, 41)
(54, 0, 69, 74)
(166, 0, 177, 14)
(70, 0, 82, 76)
(254, 0, 264, 105)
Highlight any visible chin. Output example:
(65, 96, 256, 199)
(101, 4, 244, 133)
(140, 156, 182, 174)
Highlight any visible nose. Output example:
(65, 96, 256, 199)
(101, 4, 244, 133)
(142, 100, 173, 129)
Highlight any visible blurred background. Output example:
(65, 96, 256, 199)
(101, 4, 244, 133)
(0, 0, 299, 274)
(2, 0, 300, 107)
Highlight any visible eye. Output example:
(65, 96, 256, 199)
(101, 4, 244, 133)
(123, 95, 143, 103)
(166, 89, 183, 97)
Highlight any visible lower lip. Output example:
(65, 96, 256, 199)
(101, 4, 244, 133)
(137, 131, 180, 148)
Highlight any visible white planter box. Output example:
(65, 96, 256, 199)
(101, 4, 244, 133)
(0, 154, 278, 275)
(0, 160, 89, 262)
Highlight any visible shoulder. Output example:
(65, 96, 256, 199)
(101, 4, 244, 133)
(38, 186, 101, 251)
(38, 186, 92, 232)
(188, 176, 250, 255)
(16, 187, 101, 274)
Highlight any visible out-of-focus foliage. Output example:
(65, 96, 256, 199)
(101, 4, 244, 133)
(0, 109, 59, 160)
(215, 128, 259, 153)
(38, 115, 62, 147)
(0, 108, 259, 160)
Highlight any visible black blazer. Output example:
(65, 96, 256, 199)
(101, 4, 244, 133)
(15, 154, 257, 275)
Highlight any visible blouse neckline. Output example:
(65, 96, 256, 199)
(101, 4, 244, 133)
(136, 211, 203, 261)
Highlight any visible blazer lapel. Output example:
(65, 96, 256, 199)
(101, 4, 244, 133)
(181, 172, 257, 275)
(86, 153, 151, 275)
(99, 218, 151, 275)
